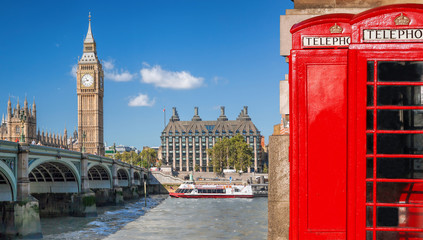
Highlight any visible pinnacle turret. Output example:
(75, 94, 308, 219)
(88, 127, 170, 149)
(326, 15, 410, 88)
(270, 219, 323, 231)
(24, 96, 28, 114)
(7, 97, 11, 119)
(191, 107, 202, 121)
(218, 106, 228, 121)
(170, 107, 180, 122)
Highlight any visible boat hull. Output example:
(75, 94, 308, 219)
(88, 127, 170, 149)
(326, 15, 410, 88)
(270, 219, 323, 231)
(169, 192, 253, 198)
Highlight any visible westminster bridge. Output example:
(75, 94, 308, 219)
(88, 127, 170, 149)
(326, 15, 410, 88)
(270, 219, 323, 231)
(0, 140, 147, 238)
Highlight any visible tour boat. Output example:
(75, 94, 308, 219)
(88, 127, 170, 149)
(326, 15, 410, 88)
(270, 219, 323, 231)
(169, 181, 254, 198)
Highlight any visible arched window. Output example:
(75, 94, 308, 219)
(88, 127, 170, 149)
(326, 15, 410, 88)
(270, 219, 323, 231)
(15, 126, 20, 134)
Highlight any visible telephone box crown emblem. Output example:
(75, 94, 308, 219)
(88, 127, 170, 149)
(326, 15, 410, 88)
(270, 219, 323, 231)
(395, 13, 410, 25)
(329, 23, 343, 34)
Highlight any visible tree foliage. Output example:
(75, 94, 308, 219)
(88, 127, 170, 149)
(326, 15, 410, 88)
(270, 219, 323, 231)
(140, 148, 157, 168)
(207, 134, 253, 173)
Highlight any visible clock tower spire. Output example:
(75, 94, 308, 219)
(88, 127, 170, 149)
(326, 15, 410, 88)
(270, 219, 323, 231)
(76, 13, 105, 155)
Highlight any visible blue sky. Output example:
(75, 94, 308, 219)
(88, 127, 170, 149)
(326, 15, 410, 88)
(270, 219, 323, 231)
(0, 0, 293, 149)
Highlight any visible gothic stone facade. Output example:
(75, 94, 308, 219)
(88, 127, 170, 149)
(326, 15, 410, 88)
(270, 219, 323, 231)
(161, 106, 262, 172)
(0, 98, 68, 148)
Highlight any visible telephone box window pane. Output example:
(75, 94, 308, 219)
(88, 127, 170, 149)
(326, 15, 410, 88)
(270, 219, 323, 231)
(367, 86, 374, 106)
(377, 182, 423, 204)
(378, 86, 423, 106)
(367, 134, 374, 154)
(378, 232, 423, 240)
(367, 182, 373, 203)
(377, 158, 423, 179)
(368, 61, 374, 82)
(367, 158, 373, 178)
(377, 134, 423, 154)
(367, 206, 373, 227)
(367, 110, 374, 130)
(378, 61, 423, 82)
(366, 231, 373, 240)
(376, 207, 399, 226)
(377, 110, 423, 130)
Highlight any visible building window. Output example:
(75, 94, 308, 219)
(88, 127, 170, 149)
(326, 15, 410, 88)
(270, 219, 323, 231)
(15, 126, 20, 134)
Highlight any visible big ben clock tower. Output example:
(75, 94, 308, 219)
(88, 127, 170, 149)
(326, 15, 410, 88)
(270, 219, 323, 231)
(77, 13, 104, 155)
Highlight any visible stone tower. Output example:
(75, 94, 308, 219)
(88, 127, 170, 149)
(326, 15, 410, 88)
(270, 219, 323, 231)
(0, 97, 37, 143)
(76, 13, 104, 155)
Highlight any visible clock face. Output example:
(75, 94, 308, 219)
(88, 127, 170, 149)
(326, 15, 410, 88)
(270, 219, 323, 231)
(82, 74, 94, 87)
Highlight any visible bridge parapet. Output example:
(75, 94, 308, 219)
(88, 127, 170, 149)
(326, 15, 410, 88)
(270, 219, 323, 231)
(0, 141, 146, 201)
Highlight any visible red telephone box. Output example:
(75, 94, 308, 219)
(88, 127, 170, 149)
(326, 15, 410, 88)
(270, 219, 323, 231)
(290, 14, 353, 239)
(290, 4, 423, 240)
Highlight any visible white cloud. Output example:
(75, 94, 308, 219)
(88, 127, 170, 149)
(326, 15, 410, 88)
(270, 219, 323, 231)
(140, 65, 204, 89)
(128, 93, 155, 107)
(106, 70, 135, 82)
(103, 60, 115, 70)
(102, 59, 135, 82)
(70, 64, 78, 78)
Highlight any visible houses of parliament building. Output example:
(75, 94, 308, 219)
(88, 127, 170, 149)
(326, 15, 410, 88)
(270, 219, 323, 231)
(0, 14, 105, 155)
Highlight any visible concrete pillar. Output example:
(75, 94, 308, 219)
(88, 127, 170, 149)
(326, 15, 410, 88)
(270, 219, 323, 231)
(111, 163, 123, 205)
(193, 137, 196, 171)
(172, 137, 176, 169)
(206, 137, 209, 172)
(185, 137, 189, 171)
(268, 135, 289, 240)
(80, 154, 89, 193)
(112, 163, 119, 188)
(254, 136, 258, 172)
(247, 137, 251, 173)
(17, 144, 30, 200)
(199, 137, 203, 171)
(179, 137, 182, 171)
(165, 137, 169, 164)
(130, 168, 135, 186)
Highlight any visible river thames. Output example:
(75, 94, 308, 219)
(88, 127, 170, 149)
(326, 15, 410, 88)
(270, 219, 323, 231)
(40, 195, 268, 240)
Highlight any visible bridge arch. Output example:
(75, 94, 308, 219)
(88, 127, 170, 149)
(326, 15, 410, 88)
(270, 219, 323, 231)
(87, 164, 112, 189)
(117, 168, 130, 187)
(28, 159, 81, 193)
(0, 161, 16, 201)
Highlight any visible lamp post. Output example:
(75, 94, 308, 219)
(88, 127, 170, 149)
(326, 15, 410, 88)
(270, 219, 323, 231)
(81, 131, 86, 153)
(19, 110, 26, 143)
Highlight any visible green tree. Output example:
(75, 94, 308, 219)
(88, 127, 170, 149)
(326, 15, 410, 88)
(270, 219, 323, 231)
(140, 148, 157, 168)
(208, 137, 230, 173)
(114, 152, 122, 161)
(208, 134, 253, 173)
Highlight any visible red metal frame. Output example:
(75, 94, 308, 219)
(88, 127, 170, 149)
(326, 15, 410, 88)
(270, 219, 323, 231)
(290, 4, 423, 240)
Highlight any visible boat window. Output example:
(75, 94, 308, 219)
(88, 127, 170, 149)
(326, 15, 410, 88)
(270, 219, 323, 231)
(235, 188, 240, 192)
(188, 189, 193, 193)
(212, 189, 217, 193)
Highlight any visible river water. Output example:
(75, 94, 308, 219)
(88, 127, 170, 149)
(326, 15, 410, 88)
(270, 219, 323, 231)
(40, 196, 268, 240)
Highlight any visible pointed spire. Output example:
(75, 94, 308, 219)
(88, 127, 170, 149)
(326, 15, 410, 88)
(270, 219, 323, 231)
(84, 12, 95, 44)
(1, 114, 4, 124)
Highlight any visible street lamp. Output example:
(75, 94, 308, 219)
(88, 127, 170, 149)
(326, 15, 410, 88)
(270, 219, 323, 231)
(19, 110, 26, 143)
(81, 131, 86, 153)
